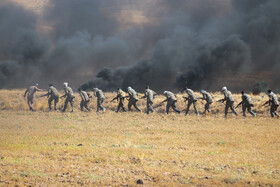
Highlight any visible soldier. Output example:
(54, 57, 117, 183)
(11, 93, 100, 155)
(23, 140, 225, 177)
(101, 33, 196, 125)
(199, 90, 213, 114)
(236, 91, 255, 117)
(263, 89, 279, 118)
(183, 87, 199, 116)
(92, 88, 106, 112)
(111, 88, 126, 112)
(60, 82, 75, 112)
(127, 86, 141, 112)
(160, 91, 181, 114)
(41, 84, 59, 111)
(217, 86, 238, 118)
(24, 83, 43, 111)
(141, 86, 157, 114)
(78, 89, 91, 112)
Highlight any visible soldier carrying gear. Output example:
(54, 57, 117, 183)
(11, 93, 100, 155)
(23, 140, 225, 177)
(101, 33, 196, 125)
(127, 86, 141, 112)
(236, 91, 255, 117)
(60, 82, 75, 112)
(41, 84, 59, 111)
(217, 86, 238, 118)
(78, 89, 92, 112)
(199, 90, 213, 114)
(161, 91, 181, 114)
(111, 88, 126, 112)
(263, 89, 279, 118)
(183, 87, 199, 116)
(141, 86, 157, 114)
(92, 88, 106, 112)
(24, 83, 44, 111)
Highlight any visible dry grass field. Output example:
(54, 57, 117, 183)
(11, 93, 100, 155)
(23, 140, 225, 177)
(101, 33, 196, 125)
(0, 89, 279, 186)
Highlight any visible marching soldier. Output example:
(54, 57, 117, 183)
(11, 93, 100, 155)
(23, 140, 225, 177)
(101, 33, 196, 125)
(41, 84, 59, 111)
(141, 86, 157, 114)
(24, 83, 43, 111)
(60, 82, 75, 112)
(263, 89, 279, 118)
(92, 88, 106, 112)
(161, 91, 181, 114)
(111, 88, 126, 112)
(183, 87, 199, 116)
(199, 90, 213, 114)
(78, 89, 91, 112)
(127, 86, 141, 112)
(236, 91, 255, 117)
(218, 86, 238, 118)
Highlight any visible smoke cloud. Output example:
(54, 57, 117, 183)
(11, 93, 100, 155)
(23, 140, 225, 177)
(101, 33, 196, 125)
(0, 0, 279, 92)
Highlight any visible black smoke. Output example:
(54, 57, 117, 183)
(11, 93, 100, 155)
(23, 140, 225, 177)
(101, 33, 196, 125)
(0, 0, 279, 92)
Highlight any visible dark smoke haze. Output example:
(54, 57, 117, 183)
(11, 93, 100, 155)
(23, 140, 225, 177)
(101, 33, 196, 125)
(0, 0, 279, 92)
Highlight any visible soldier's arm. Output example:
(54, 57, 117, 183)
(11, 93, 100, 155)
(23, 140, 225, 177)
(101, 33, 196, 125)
(40, 93, 49, 97)
(140, 92, 147, 99)
(111, 96, 118, 102)
(87, 93, 93, 98)
(262, 100, 270, 106)
(217, 98, 225, 103)
(36, 87, 44, 92)
(183, 96, 189, 100)
(236, 101, 243, 108)
(161, 99, 168, 104)
(24, 88, 28, 97)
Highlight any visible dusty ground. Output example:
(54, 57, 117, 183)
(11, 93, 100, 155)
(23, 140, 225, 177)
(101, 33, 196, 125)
(0, 90, 279, 186)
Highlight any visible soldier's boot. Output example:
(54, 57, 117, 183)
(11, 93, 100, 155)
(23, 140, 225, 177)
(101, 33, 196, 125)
(71, 106, 74, 112)
(54, 103, 57, 111)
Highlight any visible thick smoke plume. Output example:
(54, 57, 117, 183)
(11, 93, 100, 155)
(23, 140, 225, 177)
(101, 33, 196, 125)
(0, 0, 279, 92)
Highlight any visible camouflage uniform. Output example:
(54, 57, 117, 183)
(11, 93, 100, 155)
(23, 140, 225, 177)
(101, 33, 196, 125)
(162, 91, 180, 114)
(112, 89, 126, 112)
(185, 88, 199, 115)
(93, 88, 105, 112)
(46, 86, 59, 110)
(237, 94, 255, 117)
(79, 91, 91, 111)
(268, 92, 279, 118)
(222, 90, 238, 117)
(200, 90, 213, 113)
(127, 87, 141, 112)
(61, 86, 75, 112)
(24, 85, 43, 111)
(143, 88, 156, 114)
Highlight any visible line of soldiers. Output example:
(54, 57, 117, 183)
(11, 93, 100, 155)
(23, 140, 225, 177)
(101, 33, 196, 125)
(24, 83, 279, 118)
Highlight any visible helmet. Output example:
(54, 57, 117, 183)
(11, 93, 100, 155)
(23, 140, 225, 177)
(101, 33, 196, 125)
(222, 86, 227, 91)
(63, 82, 68, 87)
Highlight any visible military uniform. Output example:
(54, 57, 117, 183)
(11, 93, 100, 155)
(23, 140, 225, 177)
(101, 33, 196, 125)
(24, 85, 43, 111)
(185, 88, 199, 115)
(200, 90, 213, 114)
(93, 88, 105, 112)
(79, 91, 91, 111)
(163, 91, 180, 114)
(47, 86, 59, 110)
(222, 89, 238, 117)
(61, 86, 75, 112)
(237, 94, 255, 117)
(127, 87, 141, 112)
(143, 88, 156, 114)
(268, 92, 279, 118)
(112, 89, 126, 112)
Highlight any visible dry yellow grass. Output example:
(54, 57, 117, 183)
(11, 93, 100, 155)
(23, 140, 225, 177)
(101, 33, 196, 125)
(0, 90, 279, 186)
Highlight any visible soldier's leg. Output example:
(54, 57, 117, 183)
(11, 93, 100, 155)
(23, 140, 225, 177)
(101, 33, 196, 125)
(229, 102, 238, 116)
(70, 98, 74, 112)
(270, 105, 275, 118)
(275, 105, 279, 118)
(54, 97, 59, 110)
(185, 101, 191, 115)
(48, 97, 53, 110)
(62, 98, 69, 111)
(98, 99, 105, 112)
(120, 99, 126, 112)
(133, 100, 141, 112)
(148, 101, 154, 113)
(116, 101, 121, 112)
(97, 99, 100, 112)
(146, 103, 149, 114)
(242, 105, 246, 117)
(84, 101, 91, 111)
(171, 101, 180, 113)
(247, 105, 255, 117)
(80, 101, 84, 111)
(225, 103, 230, 117)
(128, 100, 133, 111)
(28, 97, 34, 111)
(205, 102, 211, 113)
(193, 101, 199, 115)
(166, 102, 171, 114)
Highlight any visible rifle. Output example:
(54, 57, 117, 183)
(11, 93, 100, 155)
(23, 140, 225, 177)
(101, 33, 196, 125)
(217, 99, 225, 103)
(40, 93, 49, 98)
(262, 100, 270, 107)
(111, 96, 118, 102)
(235, 101, 243, 109)
(153, 102, 165, 109)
